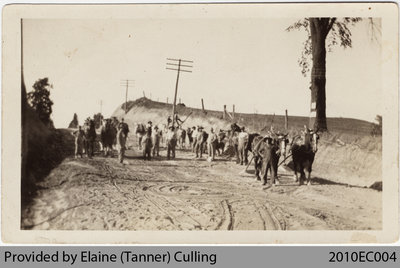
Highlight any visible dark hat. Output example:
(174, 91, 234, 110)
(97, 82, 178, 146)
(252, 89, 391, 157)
(148, 121, 152, 124)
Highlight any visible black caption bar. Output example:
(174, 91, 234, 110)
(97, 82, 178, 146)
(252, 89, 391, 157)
(0, 247, 399, 267)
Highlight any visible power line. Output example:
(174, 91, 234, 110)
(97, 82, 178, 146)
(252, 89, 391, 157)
(166, 58, 193, 127)
(120, 79, 135, 114)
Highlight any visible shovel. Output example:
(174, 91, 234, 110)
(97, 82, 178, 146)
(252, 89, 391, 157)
(238, 152, 255, 176)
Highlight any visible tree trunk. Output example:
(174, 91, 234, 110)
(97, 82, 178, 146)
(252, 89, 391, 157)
(310, 18, 328, 131)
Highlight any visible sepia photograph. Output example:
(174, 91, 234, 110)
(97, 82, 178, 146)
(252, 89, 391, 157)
(2, 3, 398, 243)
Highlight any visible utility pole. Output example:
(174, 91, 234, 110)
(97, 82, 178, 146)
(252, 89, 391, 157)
(100, 100, 103, 114)
(223, 105, 227, 119)
(120, 79, 134, 114)
(166, 58, 193, 127)
(285, 109, 288, 131)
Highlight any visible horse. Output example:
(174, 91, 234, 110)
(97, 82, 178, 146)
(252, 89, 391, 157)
(201, 131, 209, 154)
(142, 132, 153, 160)
(100, 119, 117, 157)
(251, 135, 265, 181)
(109, 117, 119, 149)
(178, 128, 187, 149)
(135, 123, 146, 150)
(229, 123, 242, 163)
(290, 129, 319, 185)
(83, 119, 96, 158)
(230, 123, 241, 133)
(216, 130, 227, 156)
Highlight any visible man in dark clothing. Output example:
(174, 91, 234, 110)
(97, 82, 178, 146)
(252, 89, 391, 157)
(118, 118, 130, 137)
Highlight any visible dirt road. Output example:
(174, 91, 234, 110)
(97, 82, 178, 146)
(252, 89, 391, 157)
(22, 147, 381, 231)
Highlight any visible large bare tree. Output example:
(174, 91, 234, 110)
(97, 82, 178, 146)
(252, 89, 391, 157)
(287, 18, 362, 131)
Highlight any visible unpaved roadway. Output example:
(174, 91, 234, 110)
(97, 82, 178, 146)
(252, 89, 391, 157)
(22, 148, 381, 231)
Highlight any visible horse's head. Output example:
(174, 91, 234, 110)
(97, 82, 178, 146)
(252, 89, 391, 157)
(277, 134, 289, 156)
(302, 128, 319, 153)
(89, 119, 95, 128)
(310, 131, 319, 153)
(218, 130, 226, 142)
(230, 123, 241, 133)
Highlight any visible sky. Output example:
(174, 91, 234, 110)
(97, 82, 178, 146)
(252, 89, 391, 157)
(23, 18, 381, 128)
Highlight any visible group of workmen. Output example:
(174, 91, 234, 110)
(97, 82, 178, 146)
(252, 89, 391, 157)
(136, 121, 253, 164)
(136, 119, 224, 162)
(71, 114, 253, 165)
(72, 117, 130, 163)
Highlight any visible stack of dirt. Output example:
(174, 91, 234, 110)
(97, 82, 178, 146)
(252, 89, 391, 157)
(312, 132, 382, 188)
(112, 98, 232, 137)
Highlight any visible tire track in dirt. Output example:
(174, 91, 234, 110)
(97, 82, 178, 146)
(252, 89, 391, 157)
(217, 200, 234, 230)
(99, 158, 210, 230)
(24, 147, 381, 231)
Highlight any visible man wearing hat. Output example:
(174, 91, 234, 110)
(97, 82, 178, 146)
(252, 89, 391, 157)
(116, 123, 127, 164)
(118, 118, 130, 138)
(187, 127, 194, 148)
(195, 126, 204, 158)
(167, 116, 172, 127)
(166, 125, 177, 159)
(207, 127, 218, 161)
(191, 126, 198, 153)
(72, 125, 84, 158)
(152, 125, 161, 157)
(146, 121, 153, 136)
(238, 126, 249, 165)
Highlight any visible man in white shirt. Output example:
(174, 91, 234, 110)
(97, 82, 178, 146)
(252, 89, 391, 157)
(116, 125, 127, 164)
(195, 126, 204, 158)
(238, 126, 249, 165)
(166, 126, 177, 159)
(152, 125, 161, 157)
(207, 128, 218, 161)
(191, 126, 198, 153)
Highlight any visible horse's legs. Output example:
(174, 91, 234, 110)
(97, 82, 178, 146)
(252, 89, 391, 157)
(138, 136, 142, 150)
(89, 141, 93, 158)
(271, 160, 279, 185)
(84, 141, 89, 157)
(293, 161, 301, 184)
(255, 157, 261, 181)
(304, 160, 312, 186)
(143, 146, 147, 159)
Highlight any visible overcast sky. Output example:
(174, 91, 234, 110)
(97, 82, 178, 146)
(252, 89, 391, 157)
(23, 18, 381, 128)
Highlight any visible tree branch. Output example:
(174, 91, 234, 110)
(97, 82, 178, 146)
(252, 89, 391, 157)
(326, 18, 336, 35)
